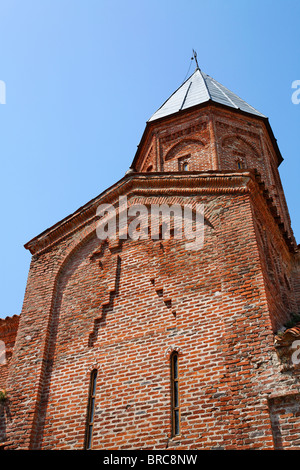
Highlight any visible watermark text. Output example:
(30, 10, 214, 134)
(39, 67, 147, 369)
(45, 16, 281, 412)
(0, 80, 6, 104)
(96, 196, 205, 251)
(292, 80, 300, 104)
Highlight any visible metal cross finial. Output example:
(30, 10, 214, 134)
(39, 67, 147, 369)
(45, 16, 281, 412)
(192, 49, 200, 70)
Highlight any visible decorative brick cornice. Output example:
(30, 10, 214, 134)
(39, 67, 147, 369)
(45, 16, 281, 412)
(250, 169, 297, 252)
(24, 170, 296, 256)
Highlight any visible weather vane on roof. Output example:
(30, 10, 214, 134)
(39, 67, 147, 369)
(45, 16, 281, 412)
(192, 49, 200, 70)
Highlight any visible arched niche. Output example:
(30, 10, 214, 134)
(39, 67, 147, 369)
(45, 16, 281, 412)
(164, 139, 207, 171)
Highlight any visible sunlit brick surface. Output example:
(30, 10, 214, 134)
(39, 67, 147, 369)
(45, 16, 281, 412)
(1, 96, 299, 450)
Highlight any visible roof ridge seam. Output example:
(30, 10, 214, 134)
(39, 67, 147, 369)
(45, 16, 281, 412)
(210, 78, 239, 109)
(200, 70, 212, 101)
(180, 81, 193, 110)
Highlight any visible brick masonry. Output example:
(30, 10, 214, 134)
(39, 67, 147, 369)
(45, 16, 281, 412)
(0, 96, 299, 450)
(0, 315, 19, 446)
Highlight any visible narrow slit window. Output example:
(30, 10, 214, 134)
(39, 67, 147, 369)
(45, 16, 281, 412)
(178, 155, 190, 171)
(236, 159, 245, 169)
(170, 352, 180, 436)
(85, 369, 98, 450)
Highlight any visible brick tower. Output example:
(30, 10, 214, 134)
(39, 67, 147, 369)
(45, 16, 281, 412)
(1, 64, 300, 450)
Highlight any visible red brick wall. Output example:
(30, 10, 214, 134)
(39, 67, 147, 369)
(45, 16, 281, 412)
(5, 170, 298, 450)
(3, 102, 299, 450)
(292, 252, 300, 313)
(268, 393, 300, 449)
(135, 105, 293, 241)
(250, 189, 297, 332)
(0, 315, 19, 389)
(0, 314, 19, 445)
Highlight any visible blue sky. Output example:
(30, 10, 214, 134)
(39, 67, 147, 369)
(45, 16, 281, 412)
(0, 0, 299, 319)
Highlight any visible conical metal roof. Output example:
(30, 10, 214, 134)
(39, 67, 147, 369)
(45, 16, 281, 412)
(148, 68, 266, 122)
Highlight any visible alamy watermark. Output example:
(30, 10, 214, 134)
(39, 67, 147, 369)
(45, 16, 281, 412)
(0, 80, 6, 104)
(291, 340, 300, 365)
(96, 196, 205, 251)
(292, 80, 300, 104)
(0, 340, 6, 365)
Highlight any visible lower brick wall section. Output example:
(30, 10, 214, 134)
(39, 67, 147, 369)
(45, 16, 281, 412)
(2, 176, 299, 450)
(0, 315, 19, 389)
(5, 189, 282, 450)
(0, 315, 19, 445)
(268, 393, 300, 449)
